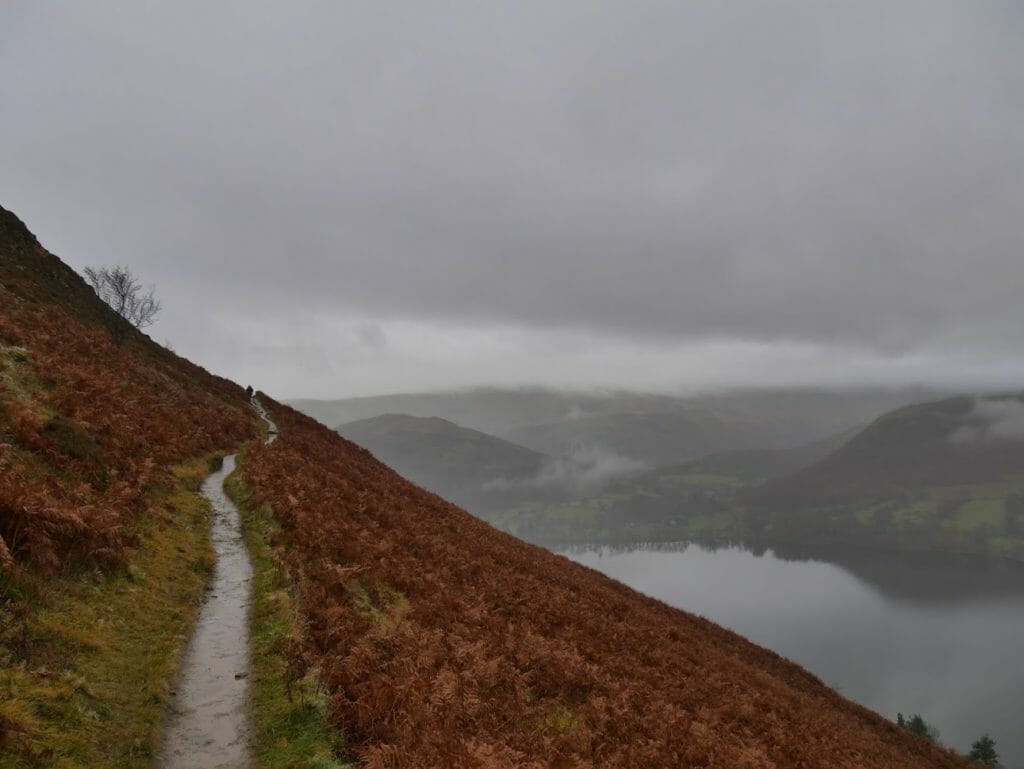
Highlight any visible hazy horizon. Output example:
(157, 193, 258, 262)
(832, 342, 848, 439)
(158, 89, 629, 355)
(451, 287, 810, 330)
(3, 2, 1023, 399)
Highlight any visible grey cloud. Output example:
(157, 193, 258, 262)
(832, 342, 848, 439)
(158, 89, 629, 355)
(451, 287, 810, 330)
(355, 322, 388, 350)
(485, 445, 646, 495)
(1, 2, 1023, 395)
(950, 398, 1024, 446)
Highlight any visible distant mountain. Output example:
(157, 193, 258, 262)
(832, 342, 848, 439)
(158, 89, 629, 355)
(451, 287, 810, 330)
(746, 393, 1024, 558)
(503, 411, 755, 468)
(337, 414, 552, 513)
(503, 411, 860, 468)
(667, 427, 861, 484)
(297, 388, 591, 436)
(294, 386, 941, 467)
(495, 394, 1024, 559)
(757, 394, 1024, 503)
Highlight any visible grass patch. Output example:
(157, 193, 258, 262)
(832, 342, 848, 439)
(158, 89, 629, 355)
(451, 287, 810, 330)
(0, 453, 219, 768)
(890, 499, 936, 530)
(661, 473, 745, 490)
(686, 509, 739, 539)
(353, 581, 409, 634)
(224, 466, 353, 769)
(535, 705, 580, 736)
(950, 498, 1005, 532)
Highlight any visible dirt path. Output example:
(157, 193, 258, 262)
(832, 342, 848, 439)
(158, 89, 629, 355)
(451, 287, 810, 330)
(158, 400, 277, 768)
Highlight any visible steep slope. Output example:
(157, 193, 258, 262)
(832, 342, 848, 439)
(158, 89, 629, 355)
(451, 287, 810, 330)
(242, 399, 971, 768)
(748, 394, 1024, 556)
(337, 414, 549, 513)
(0, 205, 257, 572)
(0, 205, 261, 764)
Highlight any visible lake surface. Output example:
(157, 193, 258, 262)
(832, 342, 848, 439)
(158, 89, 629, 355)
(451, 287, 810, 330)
(565, 543, 1024, 768)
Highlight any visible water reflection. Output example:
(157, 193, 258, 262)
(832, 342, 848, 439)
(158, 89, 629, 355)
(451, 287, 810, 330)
(565, 542, 1024, 768)
(562, 540, 1024, 603)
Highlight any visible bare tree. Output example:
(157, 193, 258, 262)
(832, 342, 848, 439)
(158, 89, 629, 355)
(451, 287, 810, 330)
(83, 265, 161, 339)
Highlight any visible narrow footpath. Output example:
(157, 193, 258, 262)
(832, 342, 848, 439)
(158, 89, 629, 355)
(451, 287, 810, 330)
(158, 400, 277, 769)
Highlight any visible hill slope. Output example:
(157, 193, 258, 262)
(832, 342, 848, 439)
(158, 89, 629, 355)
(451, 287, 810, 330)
(0, 205, 256, 572)
(665, 427, 860, 484)
(747, 394, 1024, 557)
(0, 205, 261, 765)
(337, 414, 549, 513)
(1, 205, 972, 768)
(243, 398, 970, 768)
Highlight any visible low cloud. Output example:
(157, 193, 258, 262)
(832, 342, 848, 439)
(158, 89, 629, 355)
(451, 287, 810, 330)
(5, 4, 1024, 398)
(565, 405, 594, 422)
(485, 445, 646, 495)
(949, 398, 1024, 446)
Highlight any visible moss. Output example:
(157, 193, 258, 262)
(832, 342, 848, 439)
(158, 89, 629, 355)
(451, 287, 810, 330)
(0, 453, 218, 768)
(224, 466, 354, 769)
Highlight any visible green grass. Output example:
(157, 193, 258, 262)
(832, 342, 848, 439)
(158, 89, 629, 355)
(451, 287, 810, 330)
(490, 496, 617, 540)
(810, 477, 1024, 559)
(890, 499, 937, 530)
(352, 581, 409, 631)
(950, 498, 1005, 533)
(0, 454, 219, 769)
(535, 705, 580, 736)
(686, 509, 739, 538)
(224, 467, 354, 769)
(658, 473, 745, 490)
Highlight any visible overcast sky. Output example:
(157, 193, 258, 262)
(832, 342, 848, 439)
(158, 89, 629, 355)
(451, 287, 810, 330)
(2, 2, 1023, 399)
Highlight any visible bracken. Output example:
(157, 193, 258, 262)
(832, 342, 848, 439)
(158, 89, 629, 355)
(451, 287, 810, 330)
(241, 399, 973, 769)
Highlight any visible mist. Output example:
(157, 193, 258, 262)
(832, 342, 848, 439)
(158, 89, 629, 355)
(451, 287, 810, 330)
(485, 446, 647, 495)
(2, 2, 1023, 398)
(950, 397, 1024, 445)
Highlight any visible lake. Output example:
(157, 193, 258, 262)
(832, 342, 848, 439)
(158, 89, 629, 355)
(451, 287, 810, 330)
(565, 542, 1024, 768)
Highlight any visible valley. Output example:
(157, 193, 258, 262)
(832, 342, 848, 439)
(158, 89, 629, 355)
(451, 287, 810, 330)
(314, 392, 1024, 563)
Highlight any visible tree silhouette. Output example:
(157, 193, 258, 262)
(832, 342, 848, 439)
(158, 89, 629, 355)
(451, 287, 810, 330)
(83, 265, 161, 339)
(968, 734, 999, 766)
(897, 712, 940, 742)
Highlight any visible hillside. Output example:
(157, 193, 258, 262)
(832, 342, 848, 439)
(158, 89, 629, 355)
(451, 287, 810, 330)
(666, 427, 859, 484)
(0, 205, 261, 765)
(0, 205, 257, 574)
(239, 398, 973, 767)
(0, 205, 974, 768)
(337, 414, 550, 514)
(747, 394, 1024, 557)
